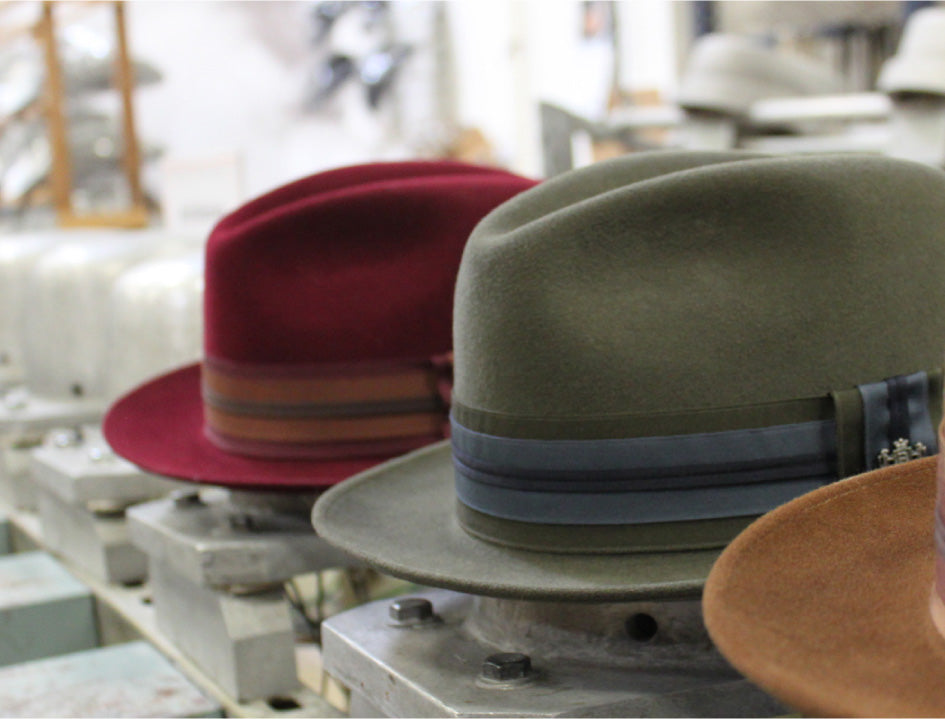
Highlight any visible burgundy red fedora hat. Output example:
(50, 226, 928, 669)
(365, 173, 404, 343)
(103, 161, 537, 490)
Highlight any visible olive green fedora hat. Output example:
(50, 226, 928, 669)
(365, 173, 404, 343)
(313, 150, 945, 602)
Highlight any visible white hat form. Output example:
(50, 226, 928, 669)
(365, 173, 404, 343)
(878, 7, 945, 96)
(0, 232, 62, 384)
(104, 249, 204, 403)
(20, 231, 196, 403)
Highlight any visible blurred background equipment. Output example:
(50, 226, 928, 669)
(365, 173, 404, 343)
(0, 2, 162, 229)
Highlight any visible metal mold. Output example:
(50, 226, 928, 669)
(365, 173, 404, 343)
(104, 249, 204, 401)
(148, 558, 298, 703)
(0, 232, 61, 383)
(322, 588, 787, 717)
(35, 486, 148, 584)
(127, 492, 357, 589)
(31, 424, 183, 506)
(20, 231, 198, 401)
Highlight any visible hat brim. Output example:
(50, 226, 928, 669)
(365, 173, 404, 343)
(103, 364, 383, 491)
(703, 455, 945, 717)
(312, 441, 724, 602)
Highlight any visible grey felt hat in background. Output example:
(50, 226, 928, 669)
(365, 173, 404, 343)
(313, 150, 945, 602)
(676, 34, 842, 116)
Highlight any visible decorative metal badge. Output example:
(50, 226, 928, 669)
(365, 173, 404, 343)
(877, 438, 929, 467)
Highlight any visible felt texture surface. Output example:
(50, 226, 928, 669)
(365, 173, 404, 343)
(454, 152, 945, 432)
(314, 150, 945, 598)
(103, 161, 537, 490)
(311, 441, 720, 601)
(703, 456, 945, 717)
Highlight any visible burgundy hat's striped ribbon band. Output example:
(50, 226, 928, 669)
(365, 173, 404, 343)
(202, 354, 453, 460)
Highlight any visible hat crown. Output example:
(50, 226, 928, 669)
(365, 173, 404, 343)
(677, 34, 841, 114)
(451, 151, 945, 551)
(456, 152, 945, 422)
(204, 161, 532, 367)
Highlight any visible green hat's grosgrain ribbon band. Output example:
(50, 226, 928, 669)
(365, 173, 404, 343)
(452, 418, 835, 525)
(452, 370, 940, 554)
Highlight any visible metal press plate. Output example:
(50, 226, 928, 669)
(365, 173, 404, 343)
(30, 424, 183, 504)
(0, 640, 222, 717)
(0, 391, 103, 435)
(322, 588, 787, 718)
(127, 494, 358, 587)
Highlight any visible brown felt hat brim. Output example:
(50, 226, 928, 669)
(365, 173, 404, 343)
(703, 455, 945, 717)
(312, 441, 724, 602)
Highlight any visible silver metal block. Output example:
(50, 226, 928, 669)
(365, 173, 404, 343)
(148, 558, 298, 703)
(31, 424, 184, 506)
(0, 391, 104, 436)
(0, 442, 41, 510)
(127, 493, 357, 589)
(0, 367, 21, 393)
(0, 551, 98, 667)
(0, 393, 105, 510)
(322, 588, 787, 717)
(36, 485, 147, 585)
(888, 96, 945, 166)
(0, 640, 222, 717)
(0, 512, 9, 555)
(678, 115, 738, 151)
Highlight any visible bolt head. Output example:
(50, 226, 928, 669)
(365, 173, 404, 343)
(171, 489, 203, 507)
(3, 389, 28, 410)
(481, 652, 531, 682)
(87, 445, 114, 462)
(389, 597, 434, 624)
(51, 427, 83, 448)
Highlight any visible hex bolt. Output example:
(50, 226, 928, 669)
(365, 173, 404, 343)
(51, 426, 84, 448)
(87, 445, 115, 462)
(481, 652, 532, 682)
(228, 512, 259, 532)
(388, 597, 434, 625)
(3, 389, 28, 410)
(171, 489, 203, 507)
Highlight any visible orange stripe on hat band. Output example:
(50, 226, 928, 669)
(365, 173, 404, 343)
(202, 362, 437, 404)
(201, 355, 452, 459)
(205, 405, 446, 443)
(203, 426, 443, 461)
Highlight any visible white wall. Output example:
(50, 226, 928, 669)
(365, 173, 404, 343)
(125, 1, 681, 193)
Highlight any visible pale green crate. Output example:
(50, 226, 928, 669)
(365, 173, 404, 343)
(0, 640, 223, 717)
(0, 551, 98, 666)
